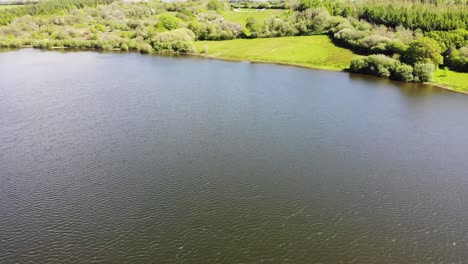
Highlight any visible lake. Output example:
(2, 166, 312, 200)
(1, 49, 468, 263)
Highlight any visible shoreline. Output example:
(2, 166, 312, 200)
(2, 46, 466, 95)
(189, 52, 468, 96)
(187, 52, 345, 72)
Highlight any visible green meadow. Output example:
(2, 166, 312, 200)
(221, 9, 285, 26)
(433, 69, 468, 92)
(195, 35, 359, 71)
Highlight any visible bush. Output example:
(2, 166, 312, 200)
(152, 28, 195, 42)
(120, 43, 129, 51)
(350, 54, 422, 83)
(155, 14, 181, 32)
(376, 64, 391, 78)
(413, 63, 435, 82)
(94, 23, 107, 32)
(51, 30, 70, 40)
(394, 64, 414, 82)
(138, 42, 153, 53)
(153, 40, 194, 53)
(446, 46, 468, 72)
(187, 20, 201, 36)
(350, 57, 368, 72)
(198, 19, 242, 40)
(206, 0, 226, 11)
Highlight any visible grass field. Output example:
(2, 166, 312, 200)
(221, 9, 285, 27)
(0, 5, 21, 9)
(433, 69, 468, 92)
(195, 35, 359, 71)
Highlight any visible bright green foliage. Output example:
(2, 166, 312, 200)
(425, 29, 468, 52)
(394, 64, 414, 82)
(350, 54, 437, 83)
(94, 23, 107, 32)
(207, 0, 225, 11)
(245, 16, 259, 33)
(434, 68, 468, 91)
(356, 1, 467, 31)
(156, 15, 181, 32)
(152, 28, 195, 42)
(413, 63, 436, 82)
(446, 46, 468, 72)
(0, 0, 117, 25)
(350, 54, 417, 82)
(187, 20, 201, 36)
(404, 37, 443, 66)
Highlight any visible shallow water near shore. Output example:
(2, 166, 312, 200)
(1, 49, 468, 263)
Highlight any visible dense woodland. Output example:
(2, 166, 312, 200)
(0, 0, 466, 82)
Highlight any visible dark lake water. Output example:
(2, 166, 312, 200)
(1, 49, 468, 263)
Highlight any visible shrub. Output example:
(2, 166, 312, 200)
(446, 46, 468, 72)
(138, 42, 153, 53)
(94, 23, 107, 32)
(120, 43, 129, 51)
(394, 64, 414, 82)
(187, 20, 201, 36)
(153, 40, 194, 53)
(350, 57, 368, 72)
(350, 54, 421, 83)
(51, 30, 70, 40)
(376, 64, 390, 78)
(155, 14, 181, 32)
(152, 28, 195, 42)
(206, 0, 226, 11)
(413, 63, 435, 82)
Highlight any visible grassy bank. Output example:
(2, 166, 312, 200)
(195, 35, 467, 91)
(195, 35, 359, 71)
(433, 69, 468, 93)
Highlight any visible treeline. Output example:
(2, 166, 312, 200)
(296, 0, 468, 32)
(0, 0, 116, 25)
(358, 3, 467, 32)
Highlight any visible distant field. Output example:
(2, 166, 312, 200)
(0, 4, 22, 9)
(195, 35, 359, 71)
(221, 9, 285, 27)
(433, 69, 468, 92)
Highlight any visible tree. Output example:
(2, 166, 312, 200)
(394, 64, 414, 82)
(245, 16, 260, 35)
(446, 46, 468, 72)
(403, 37, 443, 66)
(155, 15, 181, 32)
(207, 0, 225, 11)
